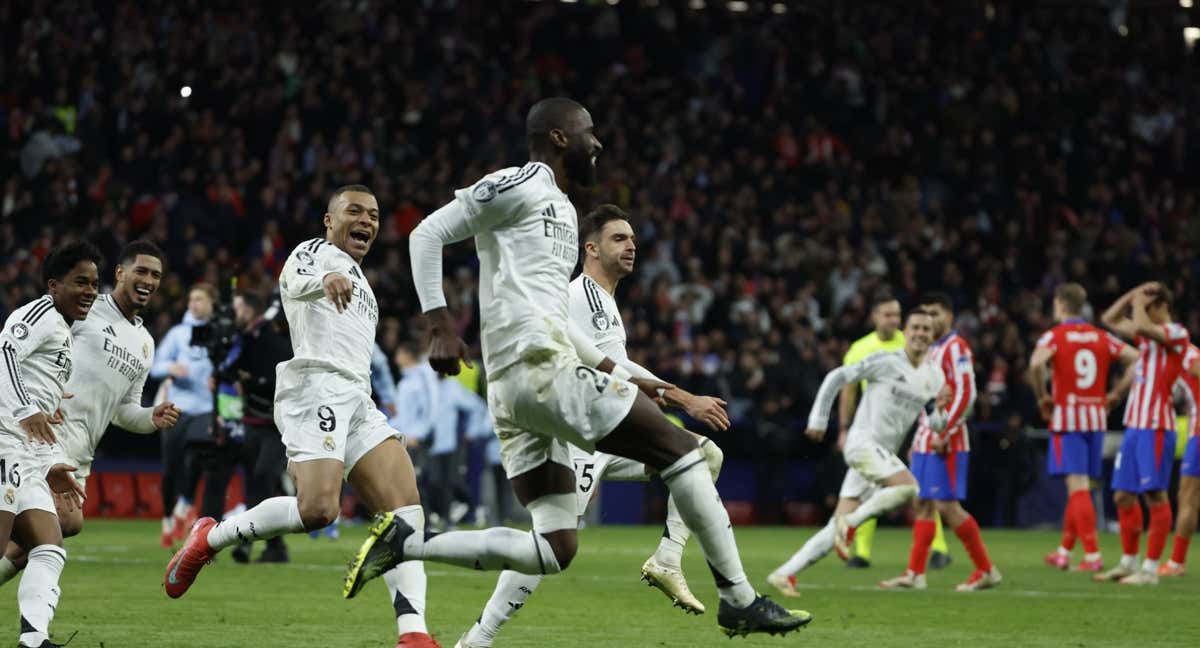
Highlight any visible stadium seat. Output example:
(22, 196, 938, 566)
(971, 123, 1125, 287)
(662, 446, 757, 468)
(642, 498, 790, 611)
(135, 472, 164, 519)
(783, 501, 819, 527)
(100, 472, 137, 518)
(724, 500, 757, 526)
(83, 473, 102, 518)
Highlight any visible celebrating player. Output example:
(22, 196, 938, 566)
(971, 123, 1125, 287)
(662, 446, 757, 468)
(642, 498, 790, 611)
(767, 309, 943, 596)
(0, 242, 95, 648)
(453, 204, 729, 647)
(0, 240, 181, 587)
(164, 186, 438, 647)
(1160, 344, 1200, 576)
(879, 293, 1001, 591)
(349, 97, 811, 638)
(1029, 283, 1137, 572)
(1095, 282, 1188, 585)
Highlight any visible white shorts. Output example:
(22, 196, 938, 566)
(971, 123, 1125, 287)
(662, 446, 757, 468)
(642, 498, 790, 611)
(275, 372, 403, 476)
(0, 437, 56, 517)
(570, 447, 648, 515)
(839, 441, 908, 500)
(490, 354, 638, 479)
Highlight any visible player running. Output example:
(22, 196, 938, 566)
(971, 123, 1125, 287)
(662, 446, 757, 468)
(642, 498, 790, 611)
(0, 240, 181, 587)
(452, 204, 729, 647)
(1160, 344, 1200, 576)
(767, 309, 943, 596)
(348, 97, 811, 638)
(1096, 282, 1188, 585)
(0, 242, 94, 648)
(879, 293, 1001, 592)
(1029, 283, 1137, 572)
(164, 186, 439, 647)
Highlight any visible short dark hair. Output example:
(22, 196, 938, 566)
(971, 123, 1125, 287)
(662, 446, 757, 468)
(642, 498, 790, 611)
(43, 241, 102, 284)
(918, 291, 953, 312)
(871, 291, 899, 312)
(905, 308, 932, 323)
(190, 282, 218, 303)
(526, 97, 585, 153)
(328, 184, 374, 212)
(237, 293, 264, 314)
(580, 204, 630, 243)
(118, 239, 166, 268)
(1054, 283, 1086, 316)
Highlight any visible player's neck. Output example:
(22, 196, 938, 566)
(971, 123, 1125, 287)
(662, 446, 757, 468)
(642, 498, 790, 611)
(583, 265, 619, 295)
(904, 348, 923, 367)
(529, 153, 570, 194)
(52, 300, 76, 325)
(112, 292, 139, 323)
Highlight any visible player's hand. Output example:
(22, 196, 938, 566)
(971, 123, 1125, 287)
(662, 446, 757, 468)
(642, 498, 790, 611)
(631, 378, 674, 404)
(1038, 395, 1054, 422)
(323, 273, 354, 312)
(804, 427, 826, 442)
(47, 392, 73, 425)
(46, 464, 84, 511)
(1105, 391, 1122, 409)
(935, 385, 952, 408)
(20, 411, 56, 445)
(931, 435, 949, 454)
(153, 402, 182, 429)
(428, 329, 471, 376)
(836, 428, 848, 453)
(684, 394, 730, 432)
(168, 362, 190, 379)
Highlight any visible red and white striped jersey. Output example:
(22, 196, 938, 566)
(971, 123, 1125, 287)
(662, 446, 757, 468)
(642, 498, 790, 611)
(1175, 345, 1200, 439)
(914, 332, 976, 453)
(1036, 319, 1127, 432)
(1123, 323, 1190, 431)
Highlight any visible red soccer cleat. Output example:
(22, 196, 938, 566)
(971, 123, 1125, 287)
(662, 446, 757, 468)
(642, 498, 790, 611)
(160, 530, 175, 550)
(397, 632, 441, 647)
(1073, 558, 1104, 573)
(1043, 551, 1069, 570)
(1157, 562, 1185, 577)
(164, 517, 218, 599)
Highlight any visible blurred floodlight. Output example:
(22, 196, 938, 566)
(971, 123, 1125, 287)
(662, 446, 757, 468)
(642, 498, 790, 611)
(180, 86, 192, 98)
(1186, 26, 1200, 50)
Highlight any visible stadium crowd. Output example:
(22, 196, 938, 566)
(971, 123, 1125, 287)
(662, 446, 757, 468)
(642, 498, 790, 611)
(3, 1, 1199, 521)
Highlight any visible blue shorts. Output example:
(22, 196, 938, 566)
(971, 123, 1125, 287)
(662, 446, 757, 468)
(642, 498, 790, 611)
(1047, 431, 1105, 479)
(1112, 428, 1176, 493)
(1181, 436, 1200, 479)
(913, 451, 968, 501)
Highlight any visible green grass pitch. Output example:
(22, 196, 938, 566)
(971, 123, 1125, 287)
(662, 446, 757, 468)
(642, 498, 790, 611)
(12, 520, 1197, 647)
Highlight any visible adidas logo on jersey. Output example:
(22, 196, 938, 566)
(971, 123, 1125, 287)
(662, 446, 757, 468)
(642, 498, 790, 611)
(103, 325, 117, 337)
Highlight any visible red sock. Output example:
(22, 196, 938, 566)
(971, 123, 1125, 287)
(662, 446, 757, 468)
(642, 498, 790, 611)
(1071, 491, 1099, 554)
(1117, 502, 1144, 556)
(953, 515, 993, 572)
(1060, 494, 1078, 551)
(1146, 502, 1173, 561)
(1171, 535, 1191, 565)
(908, 519, 937, 575)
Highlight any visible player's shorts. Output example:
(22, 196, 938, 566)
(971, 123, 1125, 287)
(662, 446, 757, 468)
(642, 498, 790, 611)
(1112, 428, 1176, 493)
(912, 451, 969, 501)
(1182, 436, 1200, 479)
(1047, 431, 1105, 479)
(0, 436, 56, 517)
(275, 371, 403, 476)
(489, 353, 638, 479)
(570, 448, 647, 515)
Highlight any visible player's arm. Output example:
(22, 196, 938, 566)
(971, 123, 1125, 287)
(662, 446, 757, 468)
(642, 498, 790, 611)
(113, 361, 179, 433)
(805, 357, 880, 442)
(934, 343, 976, 449)
(1028, 334, 1056, 420)
(836, 344, 865, 451)
(279, 244, 357, 311)
(1108, 361, 1136, 407)
(566, 319, 672, 400)
(0, 308, 61, 443)
(148, 324, 182, 380)
(1101, 282, 1157, 340)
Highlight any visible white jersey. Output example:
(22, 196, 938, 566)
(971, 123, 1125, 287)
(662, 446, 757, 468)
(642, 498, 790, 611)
(57, 294, 156, 468)
(0, 296, 74, 441)
(808, 350, 944, 453)
(569, 274, 626, 361)
(277, 238, 379, 395)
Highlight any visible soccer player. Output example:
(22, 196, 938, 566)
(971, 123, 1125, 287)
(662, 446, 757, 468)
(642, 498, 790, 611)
(350, 97, 811, 638)
(1096, 282, 1188, 585)
(0, 241, 94, 648)
(1029, 283, 1136, 572)
(1160, 344, 1200, 576)
(164, 186, 439, 648)
(838, 295, 953, 570)
(452, 204, 729, 647)
(0, 240, 182, 585)
(879, 293, 1001, 591)
(767, 309, 944, 597)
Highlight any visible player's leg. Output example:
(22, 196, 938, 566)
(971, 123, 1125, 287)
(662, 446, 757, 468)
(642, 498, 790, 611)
(458, 570, 545, 648)
(769, 496, 860, 596)
(247, 424, 290, 562)
(879, 494, 934, 590)
(1163, 474, 1200, 575)
(10, 501, 67, 647)
(1045, 432, 1077, 568)
(1129, 428, 1176, 583)
(839, 444, 919, 552)
(0, 485, 83, 589)
(928, 514, 951, 569)
(159, 420, 188, 547)
(850, 518, 876, 567)
(1095, 428, 1144, 582)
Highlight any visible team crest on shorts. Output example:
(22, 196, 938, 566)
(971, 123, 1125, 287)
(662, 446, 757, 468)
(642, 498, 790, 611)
(323, 435, 336, 452)
(615, 382, 631, 398)
(3, 488, 13, 505)
(10, 323, 28, 340)
(472, 180, 497, 202)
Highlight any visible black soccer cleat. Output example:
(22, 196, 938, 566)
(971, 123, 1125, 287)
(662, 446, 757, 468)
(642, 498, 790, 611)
(930, 550, 953, 570)
(231, 542, 252, 564)
(846, 556, 871, 569)
(717, 595, 813, 638)
(256, 539, 290, 563)
(343, 512, 414, 599)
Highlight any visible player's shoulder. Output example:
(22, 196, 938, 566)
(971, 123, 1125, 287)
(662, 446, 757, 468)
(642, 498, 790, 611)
(470, 162, 554, 200)
(4, 295, 59, 335)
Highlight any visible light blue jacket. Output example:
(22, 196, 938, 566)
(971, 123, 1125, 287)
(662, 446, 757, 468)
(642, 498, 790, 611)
(150, 311, 214, 414)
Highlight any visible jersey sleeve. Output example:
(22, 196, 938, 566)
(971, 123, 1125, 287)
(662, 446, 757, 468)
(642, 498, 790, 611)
(939, 340, 976, 435)
(1035, 329, 1056, 351)
(1164, 323, 1190, 354)
(0, 300, 61, 420)
(1104, 332, 1127, 361)
(570, 279, 624, 358)
(278, 240, 353, 302)
(112, 345, 156, 434)
(808, 353, 891, 430)
(1183, 346, 1200, 373)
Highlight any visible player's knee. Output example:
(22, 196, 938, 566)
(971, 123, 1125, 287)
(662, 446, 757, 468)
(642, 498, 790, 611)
(297, 497, 340, 530)
(545, 532, 579, 571)
(700, 439, 724, 481)
(59, 515, 83, 539)
(894, 484, 919, 502)
(1113, 490, 1136, 507)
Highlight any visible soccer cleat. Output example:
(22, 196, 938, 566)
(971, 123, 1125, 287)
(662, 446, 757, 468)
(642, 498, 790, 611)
(641, 557, 705, 614)
(1044, 551, 1069, 570)
(163, 517, 218, 599)
(846, 556, 871, 569)
(20, 640, 67, 647)
(929, 550, 952, 570)
(877, 570, 927, 590)
(453, 624, 489, 648)
(832, 515, 852, 561)
(955, 567, 1002, 591)
(160, 530, 175, 550)
(1118, 570, 1159, 586)
(257, 541, 290, 563)
(397, 632, 442, 647)
(1073, 558, 1104, 573)
(717, 595, 812, 637)
(344, 512, 412, 599)
(172, 508, 197, 543)
(1157, 561, 1185, 577)
(231, 542, 252, 564)
(1092, 564, 1136, 583)
(766, 572, 801, 598)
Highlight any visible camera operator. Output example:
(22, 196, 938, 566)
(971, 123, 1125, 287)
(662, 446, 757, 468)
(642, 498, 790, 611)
(150, 283, 217, 547)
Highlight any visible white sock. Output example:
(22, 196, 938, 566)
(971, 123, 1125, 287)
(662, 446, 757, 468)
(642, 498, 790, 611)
(1166, 559, 1182, 569)
(173, 498, 192, 519)
(162, 517, 173, 534)
(1084, 551, 1101, 562)
(661, 449, 754, 607)
(1057, 546, 1071, 557)
(0, 555, 20, 587)
(414, 527, 562, 574)
(385, 506, 428, 636)
(772, 518, 836, 578)
(1120, 554, 1138, 569)
(18, 545, 65, 647)
(653, 495, 689, 570)
(207, 496, 304, 551)
(467, 570, 544, 645)
(845, 485, 918, 528)
(1142, 558, 1159, 574)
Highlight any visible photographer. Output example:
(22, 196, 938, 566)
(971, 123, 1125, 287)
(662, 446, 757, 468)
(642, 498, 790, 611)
(149, 282, 217, 547)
